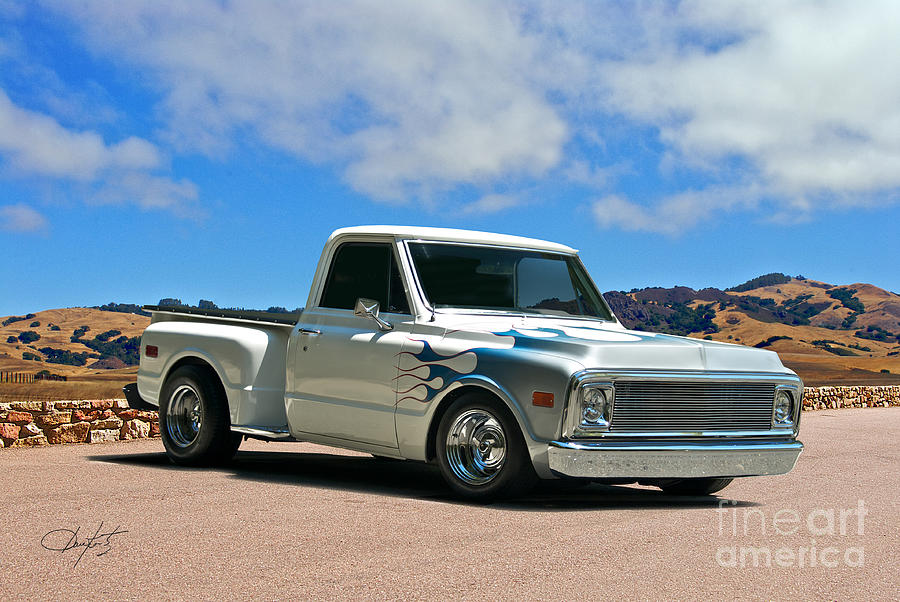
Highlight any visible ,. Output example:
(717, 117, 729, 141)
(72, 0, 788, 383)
(123, 226, 803, 501)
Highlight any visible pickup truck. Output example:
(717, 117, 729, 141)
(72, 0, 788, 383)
(125, 226, 803, 501)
